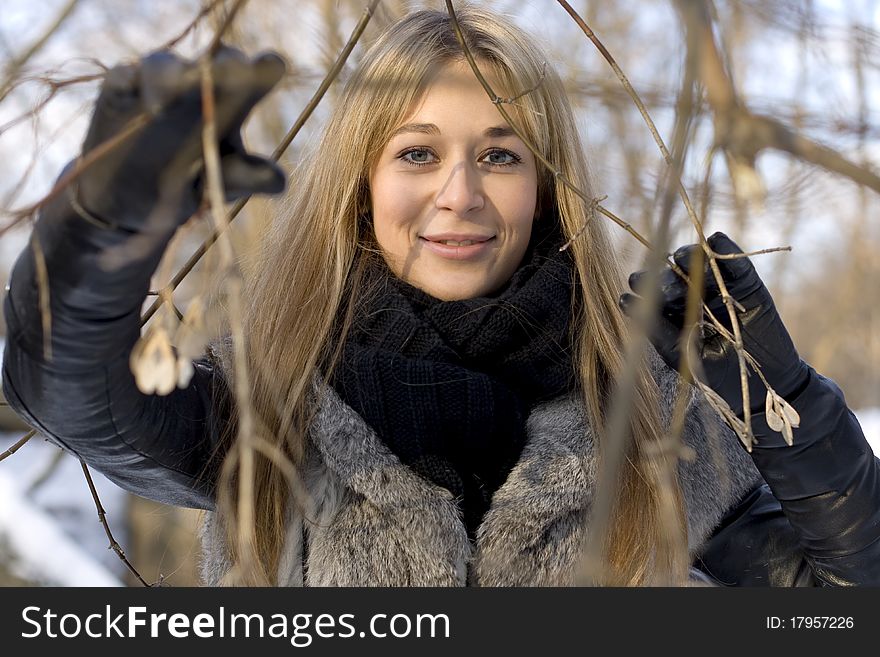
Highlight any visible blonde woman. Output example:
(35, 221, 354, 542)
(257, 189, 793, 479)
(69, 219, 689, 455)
(3, 8, 879, 587)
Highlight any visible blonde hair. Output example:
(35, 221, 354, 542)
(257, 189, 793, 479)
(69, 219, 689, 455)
(218, 6, 687, 586)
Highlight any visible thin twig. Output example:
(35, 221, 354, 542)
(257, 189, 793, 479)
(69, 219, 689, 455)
(1, 113, 150, 238)
(559, 195, 605, 251)
(644, 49, 702, 585)
(80, 461, 151, 586)
(0, 0, 80, 104)
(0, 73, 103, 138)
(501, 62, 547, 103)
(162, 0, 227, 50)
(207, 0, 250, 56)
(0, 430, 36, 462)
(198, 42, 260, 581)
(714, 246, 792, 259)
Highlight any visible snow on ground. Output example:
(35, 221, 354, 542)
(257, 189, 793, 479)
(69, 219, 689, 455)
(0, 467, 123, 586)
(0, 430, 127, 586)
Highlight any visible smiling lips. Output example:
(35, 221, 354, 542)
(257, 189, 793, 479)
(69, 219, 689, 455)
(419, 234, 496, 260)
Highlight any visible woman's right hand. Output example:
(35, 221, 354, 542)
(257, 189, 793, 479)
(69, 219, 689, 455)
(75, 45, 287, 233)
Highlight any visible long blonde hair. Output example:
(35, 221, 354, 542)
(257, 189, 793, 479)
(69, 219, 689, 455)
(219, 6, 686, 586)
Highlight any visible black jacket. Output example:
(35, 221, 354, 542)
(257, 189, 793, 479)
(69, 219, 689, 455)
(4, 191, 880, 586)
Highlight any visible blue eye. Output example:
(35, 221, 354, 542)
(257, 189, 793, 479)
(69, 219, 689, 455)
(400, 148, 436, 166)
(482, 149, 521, 167)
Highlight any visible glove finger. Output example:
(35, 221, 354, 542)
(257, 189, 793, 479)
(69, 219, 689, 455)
(214, 42, 249, 62)
(650, 311, 686, 372)
(658, 266, 692, 323)
(627, 268, 691, 324)
(659, 266, 688, 302)
(671, 243, 702, 274)
(140, 50, 199, 116)
(619, 293, 684, 372)
(707, 231, 750, 277)
(211, 50, 286, 137)
(136, 46, 284, 121)
(618, 291, 639, 318)
(671, 240, 724, 300)
(627, 269, 648, 295)
(212, 44, 253, 92)
(707, 231, 764, 301)
(220, 153, 286, 199)
(628, 267, 685, 296)
(100, 63, 140, 110)
(84, 64, 141, 151)
(249, 52, 287, 96)
(211, 48, 285, 100)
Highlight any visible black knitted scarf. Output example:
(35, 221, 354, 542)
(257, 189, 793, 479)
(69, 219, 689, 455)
(329, 224, 576, 536)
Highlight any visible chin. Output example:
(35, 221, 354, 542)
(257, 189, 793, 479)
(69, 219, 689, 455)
(402, 264, 503, 300)
(418, 286, 465, 301)
(422, 279, 496, 301)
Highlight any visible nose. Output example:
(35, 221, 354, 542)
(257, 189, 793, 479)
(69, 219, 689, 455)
(434, 161, 484, 215)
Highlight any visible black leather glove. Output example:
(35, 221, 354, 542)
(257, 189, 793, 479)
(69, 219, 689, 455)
(75, 45, 286, 233)
(619, 231, 810, 417)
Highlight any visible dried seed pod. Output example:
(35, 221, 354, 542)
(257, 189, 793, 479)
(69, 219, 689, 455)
(175, 296, 209, 360)
(130, 326, 177, 396)
(779, 397, 800, 428)
(781, 419, 794, 447)
(175, 357, 194, 388)
(765, 390, 784, 432)
(764, 390, 800, 446)
(172, 295, 218, 389)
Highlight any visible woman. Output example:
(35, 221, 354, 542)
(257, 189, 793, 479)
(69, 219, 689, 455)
(3, 8, 879, 587)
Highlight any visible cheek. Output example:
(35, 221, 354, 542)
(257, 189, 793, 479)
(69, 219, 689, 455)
(370, 171, 422, 240)
(495, 177, 538, 232)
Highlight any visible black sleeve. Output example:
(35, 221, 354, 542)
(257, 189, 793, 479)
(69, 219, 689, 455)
(1, 176, 229, 510)
(694, 483, 816, 586)
(696, 368, 880, 586)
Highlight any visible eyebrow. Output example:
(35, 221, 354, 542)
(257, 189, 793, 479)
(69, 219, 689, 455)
(484, 125, 515, 138)
(390, 123, 516, 139)
(391, 123, 440, 137)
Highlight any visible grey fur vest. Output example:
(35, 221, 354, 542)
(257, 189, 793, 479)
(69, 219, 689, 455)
(199, 348, 761, 586)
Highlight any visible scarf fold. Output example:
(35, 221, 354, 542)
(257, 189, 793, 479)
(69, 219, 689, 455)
(329, 223, 577, 536)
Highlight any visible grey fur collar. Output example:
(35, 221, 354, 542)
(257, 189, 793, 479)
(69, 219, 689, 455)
(200, 348, 762, 586)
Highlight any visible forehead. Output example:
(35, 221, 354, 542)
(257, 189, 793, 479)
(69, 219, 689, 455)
(395, 60, 512, 132)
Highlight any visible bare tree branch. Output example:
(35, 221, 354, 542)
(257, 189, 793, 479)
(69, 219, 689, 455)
(81, 461, 151, 586)
(0, 430, 36, 462)
(0, 0, 80, 103)
(678, 0, 880, 196)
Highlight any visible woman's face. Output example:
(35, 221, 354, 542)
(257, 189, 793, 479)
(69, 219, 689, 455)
(369, 61, 538, 300)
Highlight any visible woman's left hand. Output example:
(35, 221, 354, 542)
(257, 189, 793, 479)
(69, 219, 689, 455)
(619, 231, 810, 417)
